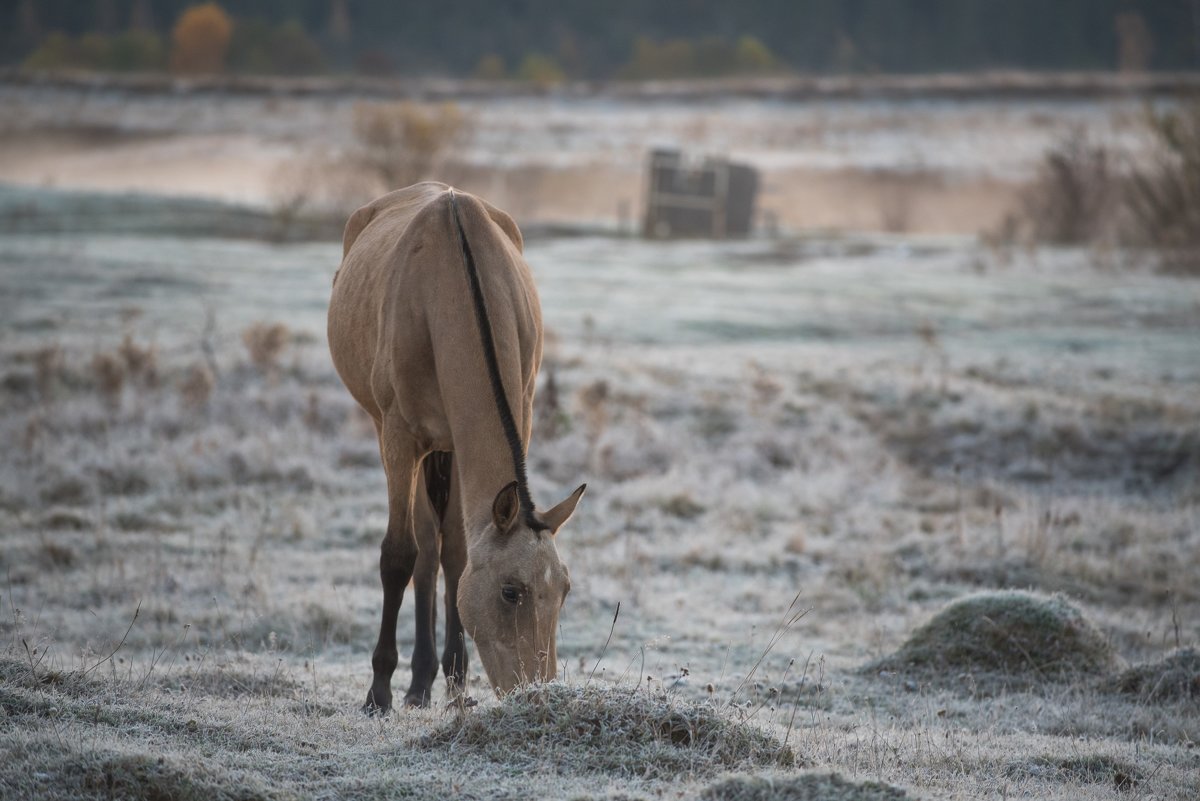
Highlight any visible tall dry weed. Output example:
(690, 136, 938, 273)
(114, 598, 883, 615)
(577, 379, 609, 468)
(1015, 104, 1200, 274)
(91, 352, 125, 408)
(242, 322, 289, 374)
(118, 334, 158, 388)
(1126, 102, 1200, 273)
(535, 362, 566, 439)
(350, 101, 470, 190)
(179, 362, 216, 409)
(1019, 130, 1118, 245)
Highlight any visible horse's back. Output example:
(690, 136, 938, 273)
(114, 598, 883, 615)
(327, 183, 532, 439)
(329, 183, 450, 420)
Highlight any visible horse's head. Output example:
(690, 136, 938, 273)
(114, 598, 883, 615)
(457, 481, 585, 695)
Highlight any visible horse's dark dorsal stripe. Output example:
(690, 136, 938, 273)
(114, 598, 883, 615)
(448, 191, 547, 532)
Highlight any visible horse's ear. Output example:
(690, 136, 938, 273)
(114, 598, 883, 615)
(492, 481, 521, 534)
(541, 484, 586, 535)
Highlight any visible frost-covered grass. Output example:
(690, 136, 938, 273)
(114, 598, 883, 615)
(1, 227, 1199, 799)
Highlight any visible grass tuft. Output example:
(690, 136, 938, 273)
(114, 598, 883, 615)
(422, 683, 796, 778)
(241, 323, 289, 374)
(699, 772, 910, 801)
(1004, 754, 1142, 790)
(1102, 647, 1200, 702)
(868, 591, 1120, 685)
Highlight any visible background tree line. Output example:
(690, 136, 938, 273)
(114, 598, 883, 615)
(3, 0, 1198, 78)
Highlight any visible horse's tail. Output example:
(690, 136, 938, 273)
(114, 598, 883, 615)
(423, 450, 453, 523)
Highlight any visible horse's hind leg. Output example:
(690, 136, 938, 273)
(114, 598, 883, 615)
(403, 459, 442, 708)
(363, 421, 422, 715)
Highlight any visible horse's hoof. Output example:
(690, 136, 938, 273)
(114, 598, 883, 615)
(403, 690, 431, 709)
(361, 691, 392, 716)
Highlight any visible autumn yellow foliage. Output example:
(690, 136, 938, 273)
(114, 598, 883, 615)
(170, 3, 232, 74)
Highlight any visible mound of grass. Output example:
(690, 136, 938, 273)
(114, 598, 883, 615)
(423, 683, 795, 779)
(75, 751, 282, 801)
(1004, 754, 1141, 790)
(0, 656, 105, 706)
(1, 743, 284, 801)
(1103, 647, 1200, 702)
(157, 667, 301, 700)
(700, 772, 909, 801)
(870, 591, 1119, 684)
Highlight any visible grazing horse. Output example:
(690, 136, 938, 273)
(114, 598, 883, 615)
(328, 182, 585, 713)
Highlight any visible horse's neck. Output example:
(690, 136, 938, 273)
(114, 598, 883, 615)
(440, 358, 531, 542)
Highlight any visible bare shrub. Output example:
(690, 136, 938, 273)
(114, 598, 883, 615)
(1020, 130, 1118, 245)
(242, 322, 289, 373)
(118, 334, 158, 388)
(349, 101, 471, 191)
(179, 362, 215, 409)
(534, 362, 567, 439)
(577, 379, 609, 467)
(91, 351, 125, 407)
(1015, 105, 1200, 274)
(1125, 102, 1200, 274)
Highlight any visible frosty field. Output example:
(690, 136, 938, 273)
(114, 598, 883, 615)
(1, 209, 1198, 799)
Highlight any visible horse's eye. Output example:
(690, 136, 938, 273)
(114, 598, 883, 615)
(501, 585, 521, 604)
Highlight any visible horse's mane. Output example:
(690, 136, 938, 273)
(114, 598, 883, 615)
(447, 191, 547, 532)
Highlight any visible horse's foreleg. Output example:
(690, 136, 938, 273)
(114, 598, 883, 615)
(403, 467, 441, 707)
(440, 466, 469, 698)
(363, 424, 421, 715)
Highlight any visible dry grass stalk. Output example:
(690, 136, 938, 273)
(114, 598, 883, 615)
(91, 351, 125, 407)
(118, 334, 158, 388)
(178, 362, 215, 409)
(242, 322, 289, 373)
(534, 362, 565, 439)
(578, 378, 609, 467)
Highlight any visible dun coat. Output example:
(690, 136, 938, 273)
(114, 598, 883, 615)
(328, 182, 585, 712)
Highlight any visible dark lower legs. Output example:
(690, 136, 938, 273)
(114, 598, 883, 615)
(403, 502, 441, 707)
(363, 523, 418, 714)
(363, 445, 468, 713)
(362, 424, 420, 715)
(440, 471, 469, 697)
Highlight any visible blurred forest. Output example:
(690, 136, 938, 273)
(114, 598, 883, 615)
(2, 0, 1199, 78)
